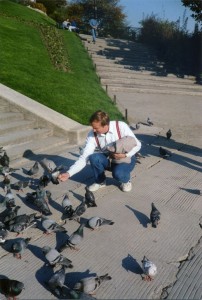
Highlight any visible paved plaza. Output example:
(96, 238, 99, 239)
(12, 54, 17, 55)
(0, 89, 202, 299)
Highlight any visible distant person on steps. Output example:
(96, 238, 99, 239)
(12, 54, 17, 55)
(89, 18, 98, 43)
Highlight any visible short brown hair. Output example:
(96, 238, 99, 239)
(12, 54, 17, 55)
(89, 110, 110, 126)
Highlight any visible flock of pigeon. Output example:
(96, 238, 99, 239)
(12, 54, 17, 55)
(0, 122, 170, 299)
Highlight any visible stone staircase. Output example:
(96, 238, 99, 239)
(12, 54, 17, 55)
(80, 34, 202, 97)
(0, 84, 89, 167)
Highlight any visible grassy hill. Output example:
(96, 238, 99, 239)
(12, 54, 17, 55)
(0, 0, 123, 124)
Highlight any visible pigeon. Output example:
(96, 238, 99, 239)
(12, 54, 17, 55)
(73, 273, 112, 295)
(1, 206, 21, 225)
(12, 180, 31, 192)
(27, 161, 39, 176)
(40, 158, 57, 173)
(85, 186, 97, 208)
(2, 175, 11, 192)
(40, 158, 64, 184)
(41, 215, 67, 235)
(59, 223, 85, 252)
(0, 278, 25, 299)
(50, 170, 61, 185)
(0, 150, 10, 167)
(159, 146, 172, 158)
(61, 193, 74, 218)
(46, 265, 66, 297)
(141, 256, 157, 281)
(42, 246, 73, 268)
(69, 198, 86, 222)
(7, 213, 37, 235)
(87, 216, 114, 230)
(1, 166, 19, 177)
(26, 186, 52, 216)
(38, 174, 50, 187)
(4, 188, 15, 208)
(147, 117, 153, 126)
(166, 129, 172, 140)
(0, 223, 8, 243)
(150, 202, 161, 228)
(68, 289, 96, 299)
(11, 237, 31, 259)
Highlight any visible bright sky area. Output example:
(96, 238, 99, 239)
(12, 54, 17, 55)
(119, 0, 196, 32)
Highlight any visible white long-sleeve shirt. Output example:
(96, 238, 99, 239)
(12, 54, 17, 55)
(68, 121, 141, 177)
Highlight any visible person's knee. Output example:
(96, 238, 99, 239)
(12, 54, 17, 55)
(112, 167, 130, 182)
(89, 153, 100, 164)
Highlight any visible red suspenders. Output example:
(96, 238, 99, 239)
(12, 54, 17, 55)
(94, 120, 121, 149)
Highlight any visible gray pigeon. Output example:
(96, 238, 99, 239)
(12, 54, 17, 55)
(0, 278, 25, 299)
(7, 213, 37, 235)
(1, 166, 19, 177)
(27, 161, 39, 176)
(0, 223, 8, 243)
(73, 273, 112, 295)
(0, 150, 10, 167)
(85, 186, 97, 208)
(41, 215, 67, 234)
(59, 223, 85, 252)
(40, 158, 57, 173)
(46, 265, 66, 297)
(40, 158, 64, 184)
(166, 129, 172, 140)
(4, 188, 15, 208)
(2, 206, 21, 225)
(11, 237, 31, 259)
(87, 216, 114, 230)
(61, 193, 74, 217)
(68, 289, 97, 299)
(26, 186, 52, 216)
(2, 175, 11, 192)
(38, 174, 50, 187)
(69, 198, 86, 223)
(150, 203, 161, 228)
(141, 256, 157, 281)
(12, 180, 31, 192)
(42, 246, 73, 268)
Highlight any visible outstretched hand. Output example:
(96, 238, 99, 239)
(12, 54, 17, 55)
(58, 172, 70, 182)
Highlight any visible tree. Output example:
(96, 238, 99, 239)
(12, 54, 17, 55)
(181, 0, 202, 23)
(67, 0, 128, 38)
(36, 0, 67, 15)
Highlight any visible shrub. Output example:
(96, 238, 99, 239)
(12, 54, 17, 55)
(30, 2, 47, 13)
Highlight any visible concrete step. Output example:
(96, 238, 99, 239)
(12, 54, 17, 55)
(86, 45, 156, 56)
(96, 65, 196, 80)
(101, 78, 202, 91)
(0, 111, 25, 123)
(98, 70, 196, 83)
(0, 119, 36, 135)
(106, 85, 202, 96)
(0, 104, 10, 112)
(4, 136, 72, 167)
(93, 59, 161, 70)
(90, 53, 159, 65)
(0, 127, 52, 147)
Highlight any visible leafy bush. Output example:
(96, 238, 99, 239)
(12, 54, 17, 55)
(30, 2, 47, 13)
(138, 14, 201, 77)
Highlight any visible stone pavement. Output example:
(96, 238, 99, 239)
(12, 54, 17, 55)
(0, 89, 202, 299)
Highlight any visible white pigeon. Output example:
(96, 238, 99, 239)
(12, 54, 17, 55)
(141, 256, 157, 281)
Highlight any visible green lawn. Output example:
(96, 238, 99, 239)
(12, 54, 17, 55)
(0, 0, 123, 124)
